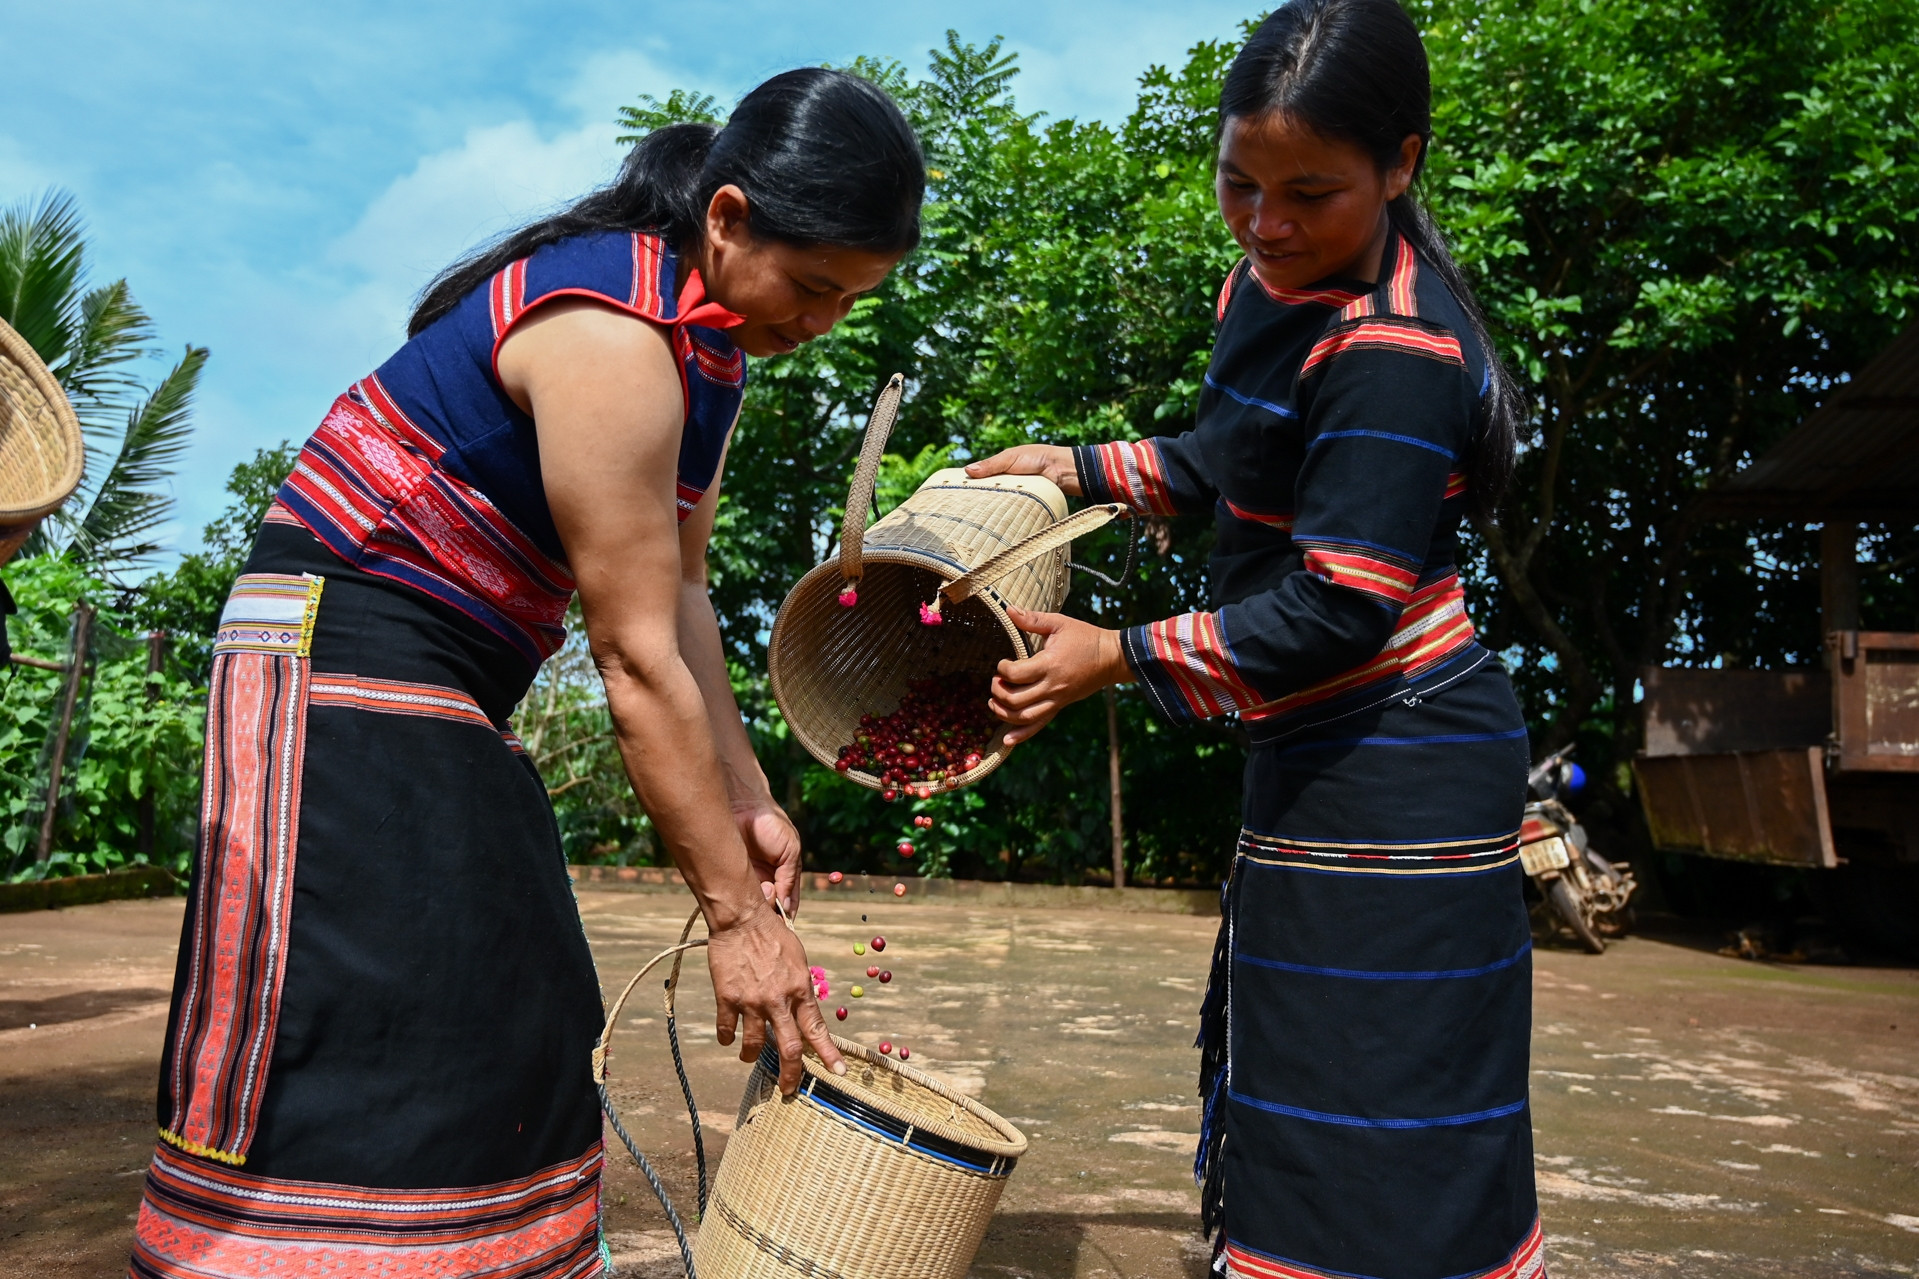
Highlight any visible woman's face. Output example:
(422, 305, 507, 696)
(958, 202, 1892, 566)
(699, 186, 904, 358)
(1215, 113, 1420, 293)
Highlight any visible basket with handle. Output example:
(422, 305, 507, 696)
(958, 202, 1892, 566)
(768, 374, 1129, 793)
(0, 316, 85, 565)
(595, 910, 1028, 1279)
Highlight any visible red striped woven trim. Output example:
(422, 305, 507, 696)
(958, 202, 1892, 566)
(1242, 573, 1475, 723)
(1216, 265, 1238, 320)
(131, 1142, 605, 1276)
(631, 231, 665, 316)
(1299, 542, 1422, 606)
(1221, 497, 1294, 530)
(1226, 1218, 1542, 1279)
(1301, 319, 1464, 378)
(161, 647, 310, 1165)
(1386, 234, 1419, 318)
(1086, 439, 1180, 516)
(1135, 610, 1267, 719)
(688, 330, 745, 388)
(1445, 470, 1468, 501)
(308, 673, 493, 729)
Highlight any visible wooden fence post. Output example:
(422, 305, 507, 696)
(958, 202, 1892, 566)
(138, 630, 166, 859)
(1106, 684, 1125, 890)
(36, 600, 93, 862)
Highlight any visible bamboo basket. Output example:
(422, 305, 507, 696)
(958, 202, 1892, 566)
(768, 375, 1127, 792)
(0, 316, 84, 566)
(692, 1038, 1026, 1279)
(595, 913, 1028, 1279)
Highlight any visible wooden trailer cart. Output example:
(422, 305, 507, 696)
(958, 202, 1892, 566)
(1632, 323, 1918, 945)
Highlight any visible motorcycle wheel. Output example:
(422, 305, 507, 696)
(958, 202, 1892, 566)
(1547, 876, 1606, 954)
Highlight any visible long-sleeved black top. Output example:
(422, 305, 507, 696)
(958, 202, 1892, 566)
(1075, 233, 1493, 739)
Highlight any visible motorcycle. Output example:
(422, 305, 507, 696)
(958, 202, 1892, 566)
(1520, 746, 1636, 953)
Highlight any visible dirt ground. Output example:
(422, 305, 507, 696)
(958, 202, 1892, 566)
(2, 887, 1915, 1277)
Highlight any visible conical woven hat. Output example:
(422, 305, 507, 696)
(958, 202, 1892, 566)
(0, 315, 85, 564)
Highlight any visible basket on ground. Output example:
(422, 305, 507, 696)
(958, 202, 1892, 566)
(768, 374, 1126, 792)
(0, 316, 84, 566)
(692, 1035, 1027, 1279)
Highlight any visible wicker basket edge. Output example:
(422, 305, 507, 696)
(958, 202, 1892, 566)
(0, 316, 85, 523)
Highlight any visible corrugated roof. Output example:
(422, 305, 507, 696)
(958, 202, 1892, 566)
(1707, 321, 1919, 520)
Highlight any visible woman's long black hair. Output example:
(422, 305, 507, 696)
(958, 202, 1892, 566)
(1220, 0, 1522, 517)
(408, 67, 926, 337)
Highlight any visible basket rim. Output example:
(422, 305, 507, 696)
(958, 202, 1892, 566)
(768, 552, 1029, 795)
(0, 315, 85, 523)
(803, 1033, 1029, 1158)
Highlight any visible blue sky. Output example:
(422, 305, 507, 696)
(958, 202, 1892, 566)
(0, 0, 1251, 560)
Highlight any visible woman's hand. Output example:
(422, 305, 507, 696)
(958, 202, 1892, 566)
(989, 607, 1133, 745)
(707, 904, 844, 1094)
(734, 798, 802, 918)
(965, 444, 1081, 496)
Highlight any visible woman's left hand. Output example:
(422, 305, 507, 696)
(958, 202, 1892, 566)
(734, 799, 803, 917)
(989, 607, 1133, 746)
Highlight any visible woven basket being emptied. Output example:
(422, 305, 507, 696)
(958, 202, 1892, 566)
(694, 1037, 1027, 1279)
(0, 316, 85, 566)
(769, 374, 1127, 792)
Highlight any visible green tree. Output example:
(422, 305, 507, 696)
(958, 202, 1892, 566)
(0, 192, 208, 575)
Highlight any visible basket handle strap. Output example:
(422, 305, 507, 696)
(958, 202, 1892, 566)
(837, 373, 906, 586)
(937, 503, 1131, 608)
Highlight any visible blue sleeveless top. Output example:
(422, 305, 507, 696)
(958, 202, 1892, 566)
(276, 231, 746, 665)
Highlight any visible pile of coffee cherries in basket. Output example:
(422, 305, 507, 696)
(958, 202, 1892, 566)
(834, 674, 998, 800)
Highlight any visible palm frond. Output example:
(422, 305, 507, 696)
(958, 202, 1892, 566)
(64, 345, 208, 572)
(0, 191, 88, 373)
(65, 279, 156, 425)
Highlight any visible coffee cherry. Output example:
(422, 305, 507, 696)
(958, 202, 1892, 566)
(828, 871, 843, 884)
(835, 1006, 848, 1021)
(897, 841, 914, 857)
(894, 883, 907, 896)
(898, 1046, 911, 1061)
(853, 942, 866, 956)
(850, 985, 864, 999)
(878, 971, 892, 984)
(879, 1040, 894, 1055)
(870, 936, 885, 952)
(881, 788, 898, 802)
(867, 966, 879, 978)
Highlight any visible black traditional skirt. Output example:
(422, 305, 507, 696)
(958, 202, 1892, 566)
(1198, 652, 1544, 1279)
(130, 521, 607, 1278)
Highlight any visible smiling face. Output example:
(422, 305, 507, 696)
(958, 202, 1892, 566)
(1215, 112, 1421, 293)
(695, 185, 904, 358)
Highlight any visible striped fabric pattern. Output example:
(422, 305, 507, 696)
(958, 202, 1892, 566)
(1125, 572, 1477, 726)
(1219, 497, 1294, 530)
(1236, 821, 1521, 879)
(309, 673, 496, 728)
(162, 610, 313, 1166)
(1224, 1220, 1544, 1279)
(1297, 538, 1423, 607)
(1301, 319, 1464, 378)
(1080, 438, 1181, 515)
(211, 573, 323, 657)
(129, 1142, 605, 1278)
(278, 380, 577, 666)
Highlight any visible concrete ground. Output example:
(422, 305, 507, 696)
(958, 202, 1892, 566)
(2, 888, 1915, 1278)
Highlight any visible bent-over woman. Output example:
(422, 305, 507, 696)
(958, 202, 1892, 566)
(969, 3, 1542, 1276)
(131, 68, 924, 1278)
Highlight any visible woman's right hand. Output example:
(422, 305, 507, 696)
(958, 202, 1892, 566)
(965, 444, 1081, 496)
(707, 902, 844, 1095)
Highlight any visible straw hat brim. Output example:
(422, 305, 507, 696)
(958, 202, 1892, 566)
(0, 315, 86, 535)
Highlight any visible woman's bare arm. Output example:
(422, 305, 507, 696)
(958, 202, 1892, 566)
(499, 299, 839, 1092)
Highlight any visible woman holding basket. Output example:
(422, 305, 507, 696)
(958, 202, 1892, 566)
(131, 70, 922, 1278)
(969, 3, 1542, 1276)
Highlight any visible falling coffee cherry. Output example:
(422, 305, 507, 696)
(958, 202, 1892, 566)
(897, 841, 915, 857)
(866, 966, 880, 979)
(853, 941, 866, 956)
(881, 788, 898, 802)
(850, 985, 865, 999)
(879, 1041, 894, 1055)
(870, 936, 886, 952)
(835, 1007, 848, 1021)
(828, 871, 844, 884)
(898, 1046, 911, 1061)
(878, 971, 892, 984)
(894, 883, 907, 897)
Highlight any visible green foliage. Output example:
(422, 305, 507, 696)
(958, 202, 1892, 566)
(2, 555, 203, 881)
(0, 191, 209, 575)
(134, 444, 298, 682)
(1416, 0, 1919, 846)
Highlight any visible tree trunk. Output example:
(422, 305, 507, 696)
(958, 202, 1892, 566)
(37, 601, 93, 862)
(138, 630, 166, 859)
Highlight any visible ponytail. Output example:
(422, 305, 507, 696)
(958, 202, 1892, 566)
(1220, 0, 1521, 519)
(408, 68, 924, 338)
